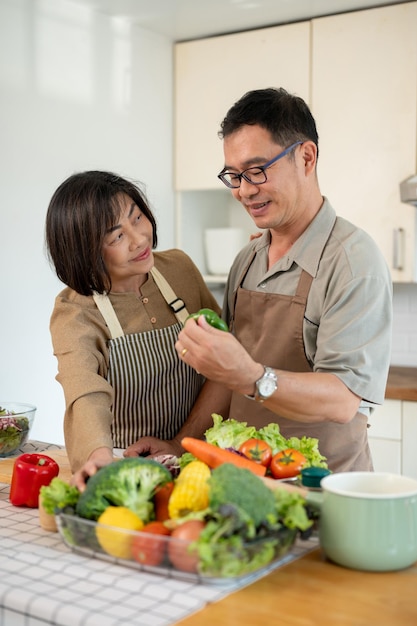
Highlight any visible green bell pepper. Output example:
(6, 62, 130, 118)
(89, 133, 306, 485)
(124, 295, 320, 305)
(187, 308, 229, 332)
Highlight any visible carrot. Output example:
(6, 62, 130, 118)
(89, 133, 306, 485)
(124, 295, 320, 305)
(181, 437, 267, 477)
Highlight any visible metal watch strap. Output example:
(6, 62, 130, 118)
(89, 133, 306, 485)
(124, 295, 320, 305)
(244, 366, 278, 403)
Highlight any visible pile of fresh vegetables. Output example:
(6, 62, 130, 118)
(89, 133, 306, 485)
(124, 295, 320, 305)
(182, 413, 328, 480)
(41, 439, 318, 578)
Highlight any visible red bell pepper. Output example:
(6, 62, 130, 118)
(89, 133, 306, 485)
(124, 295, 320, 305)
(10, 453, 60, 508)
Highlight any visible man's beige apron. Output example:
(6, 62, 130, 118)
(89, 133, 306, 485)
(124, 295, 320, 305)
(93, 269, 203, 449)
(229, 251, 372, 472)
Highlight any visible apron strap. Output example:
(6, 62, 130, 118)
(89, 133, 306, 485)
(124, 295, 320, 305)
(150, 267, 190, 326)
(92, 293, 124, 339)
(230, 249, 257, 327)
(93, 267, 190, 339)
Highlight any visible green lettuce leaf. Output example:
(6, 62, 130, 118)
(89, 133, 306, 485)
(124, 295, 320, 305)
(285, 435, 327, 468)
(257, 423, 288, 455)
(204, 413, 257, 450)
(204, 414, 328, 469)
(272, 489, 313, 531)
(197, 533, 277, 577)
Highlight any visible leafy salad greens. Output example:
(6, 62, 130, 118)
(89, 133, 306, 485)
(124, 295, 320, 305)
(194, 463, 314, 577)
(0, 407, 30, 455)
(204, 413, 328, 468)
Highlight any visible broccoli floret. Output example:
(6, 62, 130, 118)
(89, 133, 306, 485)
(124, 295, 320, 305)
(208, 463, 277, 528)
(40, 478, 80, 514)
(75, 457, 171, 522)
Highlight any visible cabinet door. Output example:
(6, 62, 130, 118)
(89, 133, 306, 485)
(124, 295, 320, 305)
(311, 2, 417, 281)
(367, 399, 402, 440)
(368, 439, 402, 474)
(368, 400, 402, 474)
(175, 21, 310, 191)
(402, 401, 417, 480)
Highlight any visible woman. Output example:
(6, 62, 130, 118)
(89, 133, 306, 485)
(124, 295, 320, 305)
(45, 170, 220, 486)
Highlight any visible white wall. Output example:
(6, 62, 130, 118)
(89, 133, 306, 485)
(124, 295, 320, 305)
(0, 0, 174, 445)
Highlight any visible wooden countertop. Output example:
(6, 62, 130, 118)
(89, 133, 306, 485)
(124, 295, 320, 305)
(0, 441, 72, 484)
(386, 366, 417, 401)
(175, 548, 417, 626)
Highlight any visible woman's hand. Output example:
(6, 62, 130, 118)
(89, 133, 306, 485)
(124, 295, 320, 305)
(71, 446, 114, 492)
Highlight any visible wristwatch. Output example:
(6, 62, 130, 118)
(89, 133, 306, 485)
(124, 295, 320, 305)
(245, 366, 278, 403)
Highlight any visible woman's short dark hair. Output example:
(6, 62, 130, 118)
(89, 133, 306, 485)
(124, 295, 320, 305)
(219, 87, 319, 158)
(45, 171, 158, 295)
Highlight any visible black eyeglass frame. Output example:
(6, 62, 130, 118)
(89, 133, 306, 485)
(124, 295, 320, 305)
(217, 141, 303, 189)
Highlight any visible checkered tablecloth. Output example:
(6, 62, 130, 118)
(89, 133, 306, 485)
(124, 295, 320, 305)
(0, 442, 319, 625)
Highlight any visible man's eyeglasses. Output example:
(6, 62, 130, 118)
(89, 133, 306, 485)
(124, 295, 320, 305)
(217, 141, 303, 189)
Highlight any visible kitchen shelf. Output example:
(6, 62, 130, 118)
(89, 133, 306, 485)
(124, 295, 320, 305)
(203, 274, 228, 285)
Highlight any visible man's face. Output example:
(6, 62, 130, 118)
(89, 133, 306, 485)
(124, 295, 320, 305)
(223, 124, 307, 232)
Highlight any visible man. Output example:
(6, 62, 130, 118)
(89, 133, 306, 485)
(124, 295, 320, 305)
(131, 87, 392, 472)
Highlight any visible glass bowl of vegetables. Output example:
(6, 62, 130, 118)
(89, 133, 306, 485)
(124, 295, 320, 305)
(0, 402, 36, 457)
(55, 512, 298, 584)
(46, 458, 315, 584)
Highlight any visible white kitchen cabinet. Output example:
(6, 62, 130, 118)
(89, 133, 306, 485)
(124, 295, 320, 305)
(175, 21, 310, 191)
(368, 438, 402, 474)
(368, 400, 402, 474)
(174, 3, 417, 281)
(368, 399, 417, 479)
(402, 401, 417, 480)
(174, 21, 310, 274)
(311, 2, 417, 282)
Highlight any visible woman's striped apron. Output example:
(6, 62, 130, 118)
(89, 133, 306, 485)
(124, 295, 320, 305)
(93, 268, 203, 449)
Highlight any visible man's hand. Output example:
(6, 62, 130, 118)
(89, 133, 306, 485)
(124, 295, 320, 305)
(176, 315, 263, 395)
(124, 436, 183, 459)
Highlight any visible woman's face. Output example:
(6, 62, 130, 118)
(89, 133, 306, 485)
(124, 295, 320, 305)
(101, 193, 154, 293)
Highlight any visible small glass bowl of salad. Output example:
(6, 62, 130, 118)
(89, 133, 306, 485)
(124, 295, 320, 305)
(0, 402, 36, 457)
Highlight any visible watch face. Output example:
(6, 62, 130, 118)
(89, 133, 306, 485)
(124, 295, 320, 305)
(258, 377, 276, 397)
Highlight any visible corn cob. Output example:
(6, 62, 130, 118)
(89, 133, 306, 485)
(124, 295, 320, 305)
(168, 461, 211, 519)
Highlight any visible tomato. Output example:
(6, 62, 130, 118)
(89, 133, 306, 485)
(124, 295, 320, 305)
(269, 448, 307, 479)
(239, 438, 272, 467)
(154, 481, 174, 521)
(167, 520, 206, 573)
(131, 521, 171, 566)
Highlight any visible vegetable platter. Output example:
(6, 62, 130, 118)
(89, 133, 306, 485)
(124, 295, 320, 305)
(185, 413, 329, 481)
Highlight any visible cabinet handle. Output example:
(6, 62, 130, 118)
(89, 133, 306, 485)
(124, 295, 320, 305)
(393, 228, 404, 270)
